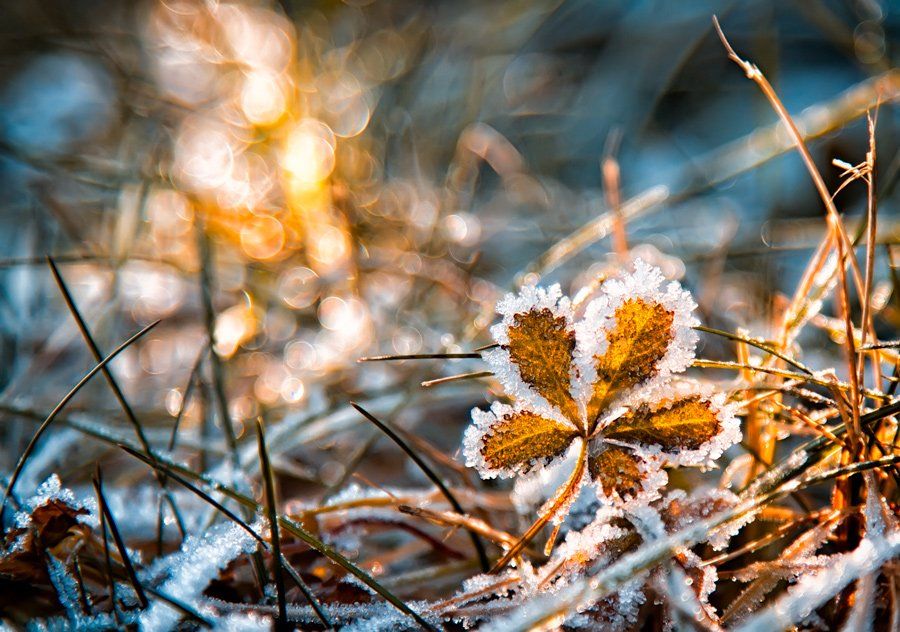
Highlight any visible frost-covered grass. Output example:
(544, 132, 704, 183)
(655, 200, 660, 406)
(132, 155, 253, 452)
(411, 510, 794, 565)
(1, 2, 899, 631)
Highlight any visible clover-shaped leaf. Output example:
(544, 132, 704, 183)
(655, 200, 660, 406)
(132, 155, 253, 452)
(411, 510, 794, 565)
(463, 260, 740, 570)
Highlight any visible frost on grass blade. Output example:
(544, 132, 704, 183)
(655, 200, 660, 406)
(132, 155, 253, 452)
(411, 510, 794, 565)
(139, 520, 259, 631)
(734, 528, 900, 632)
(46, 554, 82, 623)
(661, 487, 751, 551)
(657, 552, 718, 631)
(574, 259, 698, 430)
(213, 612, 274, 631)
(483, 283, 580, 422)
(724, 513, 845, 622)
(464, 402, 578, 479)
(341, 600, 438, 632)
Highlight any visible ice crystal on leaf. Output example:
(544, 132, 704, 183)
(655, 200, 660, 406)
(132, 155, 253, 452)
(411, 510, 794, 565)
(463, 260, 740, 564)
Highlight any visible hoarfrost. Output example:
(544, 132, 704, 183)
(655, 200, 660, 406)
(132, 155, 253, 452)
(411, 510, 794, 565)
(735, 528, 900, 632)
(46, 554, 82, 623)
(139, 519, 260, 631)
(211, 612, 273, 631)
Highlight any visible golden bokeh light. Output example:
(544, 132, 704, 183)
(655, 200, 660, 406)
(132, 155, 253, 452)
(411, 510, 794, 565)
(281, 119, 337, 190)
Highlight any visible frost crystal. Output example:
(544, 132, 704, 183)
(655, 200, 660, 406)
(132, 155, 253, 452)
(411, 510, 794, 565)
(735, 528, 900, 632)
(139, 520, 259, 631)
(12, 474, 98, 531)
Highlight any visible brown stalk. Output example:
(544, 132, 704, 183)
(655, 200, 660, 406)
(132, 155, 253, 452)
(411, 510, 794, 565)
(713, 22, 878, 525)
(858, 112, 881, 393)
(491, 440, 588, 573)
(772, 401, 850, 451)
(397, 505, 518, 548)
(602, 131, 628, 261)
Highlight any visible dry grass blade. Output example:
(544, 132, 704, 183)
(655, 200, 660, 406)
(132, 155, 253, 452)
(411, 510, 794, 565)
(359, 352, 484, 361)
(92, 466, 149, 609)
(196, 226, 239, 464)
(255, 418, 288, 629)
(0, 319, 160, 523)
(47, 257, 156, 461)
(694, 325, 812, 375)
(97, 488, 122, 626)
(48, 256, 188, 548)
(397, 505, 518, 548)
(351, 402, 491, 572)
(421, 371, 493, 388)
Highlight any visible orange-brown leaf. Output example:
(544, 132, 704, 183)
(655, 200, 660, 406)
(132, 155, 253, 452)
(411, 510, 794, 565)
(587, 298, 673, 429)
(0, 499, 91, 585)
(506, 308, 579, 421)
(588, 446, 646, 499)
(480, 410, 577, 473)
(604, 396, 720, 452)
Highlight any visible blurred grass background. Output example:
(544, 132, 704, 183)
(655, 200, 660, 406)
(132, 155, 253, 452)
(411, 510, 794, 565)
(0, 0, 896, 525)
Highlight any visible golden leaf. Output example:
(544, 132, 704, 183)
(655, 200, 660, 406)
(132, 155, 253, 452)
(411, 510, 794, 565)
(506, 307, 579, 420)
(588, 446, 646, 499)
(586, 298, 674, 430)
(479, 410, 578, 473)
(604, 396, 721, 451)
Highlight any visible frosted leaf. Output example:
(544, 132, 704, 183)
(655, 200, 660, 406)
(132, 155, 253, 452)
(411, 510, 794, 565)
(139, 519, 260, 631)
(588, 445, 668, 508)
(463, 402, 578, 479)
(14, 474, 98, 530)
(464, 259, 737, 546)
(599, 382, 741, 470)
(573, 259, 698, 415)
(482, 282, 579, 423)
